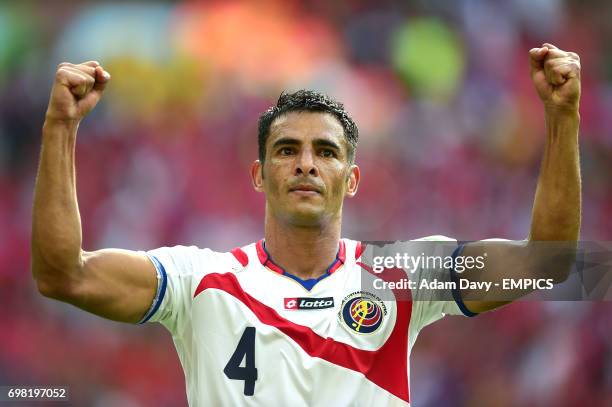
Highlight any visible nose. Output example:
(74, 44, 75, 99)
(295, 148, 319, 177)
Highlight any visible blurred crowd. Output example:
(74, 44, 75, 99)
(0, 0, 610, 406)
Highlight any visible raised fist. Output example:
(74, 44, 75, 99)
(45, 61, 111, 123)
(529, 43, 581, 112)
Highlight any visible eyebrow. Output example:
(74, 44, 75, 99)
(271, 137, 342, 152)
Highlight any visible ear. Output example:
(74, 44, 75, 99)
(251, 160, 264, 192)
(345, 164, 360, 198)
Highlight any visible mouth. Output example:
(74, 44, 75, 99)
(289, 184, 322, 195)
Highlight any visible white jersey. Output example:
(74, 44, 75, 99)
(139, 236, 471, 406)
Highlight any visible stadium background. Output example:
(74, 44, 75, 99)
(0, 0, 610, 405)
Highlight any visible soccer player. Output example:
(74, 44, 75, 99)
(32, 43, 581, 405)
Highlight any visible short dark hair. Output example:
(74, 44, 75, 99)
(257, 90, 359, 163)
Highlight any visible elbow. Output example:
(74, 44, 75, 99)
(31, 255, 54, 298)
(31, 247, 83, 302)
(547, 248, 577, 285)
(33, 268, 71, 301)
(550, 264, 572, 285)
(35, 276, 62, 299)
(527, 240, 577, 285)
(31, 257, 82, 302)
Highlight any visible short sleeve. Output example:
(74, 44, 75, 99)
(402, 236, 471, 345)
(138, 245, 213, 334)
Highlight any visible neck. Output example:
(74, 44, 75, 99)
(264, 212, 341, 280)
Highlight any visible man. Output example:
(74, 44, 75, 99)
(32, 43, 581, 405)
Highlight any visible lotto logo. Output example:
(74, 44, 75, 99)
(284, 298, 298, 309)
(284, 297, 334, 310)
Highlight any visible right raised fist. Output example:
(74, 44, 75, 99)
(45, 61, 111, 123)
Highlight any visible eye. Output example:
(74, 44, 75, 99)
(320, 149, 336, 158)
(279, 147, 295, 156)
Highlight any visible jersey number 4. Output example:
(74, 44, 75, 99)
(224, 327, 258, 396)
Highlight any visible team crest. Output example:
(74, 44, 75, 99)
(338, 291, 386, 334)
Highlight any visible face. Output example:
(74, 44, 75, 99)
(251, 111, 360, 227)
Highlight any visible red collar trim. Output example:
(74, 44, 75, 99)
(256, 239, 346, 275)
(355, 241, 366, 259)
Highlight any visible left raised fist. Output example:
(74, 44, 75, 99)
(529, 43, 581, 112)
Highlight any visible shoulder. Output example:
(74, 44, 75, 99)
(348, 236, 457, 257)
(338, 237, 366, 262)
(145, 242, 257, 276)
(410, 235, 457, 242)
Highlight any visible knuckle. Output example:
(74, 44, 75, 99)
(544, 59, 555, 69)
(55, 68, 68, 79)
(77, 65, 96, 78)
(563, 61, 580, 71)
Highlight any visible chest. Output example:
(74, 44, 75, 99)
(189, 270, 400, 351)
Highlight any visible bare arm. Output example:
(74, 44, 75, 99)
(32, 62, 157, 323)
(458, 44, 582, 313)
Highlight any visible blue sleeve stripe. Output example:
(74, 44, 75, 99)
(138, 255, 168, 324)
(450, 243, 478, 318)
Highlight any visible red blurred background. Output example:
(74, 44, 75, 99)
(0, 1, 610, 405)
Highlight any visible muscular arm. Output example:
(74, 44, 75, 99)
(457, 44, 582, 313)
(31, 62, 157, 323)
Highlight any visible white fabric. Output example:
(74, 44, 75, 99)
(141, 237, 465, 406)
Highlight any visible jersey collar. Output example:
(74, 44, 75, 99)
(256, 239, 346, 276)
